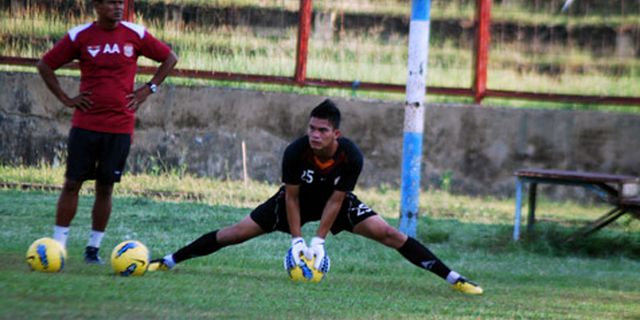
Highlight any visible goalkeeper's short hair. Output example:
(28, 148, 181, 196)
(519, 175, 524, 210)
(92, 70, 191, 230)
(310, 99, 341, 129)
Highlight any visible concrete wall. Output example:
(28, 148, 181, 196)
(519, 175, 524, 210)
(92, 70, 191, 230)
(1, 72, 639, 196)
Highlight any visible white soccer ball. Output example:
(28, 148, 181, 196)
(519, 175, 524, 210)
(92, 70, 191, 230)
(110, 240, 150, 276)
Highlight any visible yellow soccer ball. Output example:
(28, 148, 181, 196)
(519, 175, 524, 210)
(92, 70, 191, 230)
(26, 237, 67, 273)
(284, 249, 329, 283)
(110, 240, 149, 276)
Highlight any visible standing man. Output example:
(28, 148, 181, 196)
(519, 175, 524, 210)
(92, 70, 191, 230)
(37, 0, 178, 264)
(149, 99, 483, 295)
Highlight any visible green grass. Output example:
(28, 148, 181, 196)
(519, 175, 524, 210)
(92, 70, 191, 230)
(0, 183, 639, 318)
(1, 164, 640, 318)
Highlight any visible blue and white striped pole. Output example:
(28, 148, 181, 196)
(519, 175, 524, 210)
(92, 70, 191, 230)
(399, 0, 431, 237)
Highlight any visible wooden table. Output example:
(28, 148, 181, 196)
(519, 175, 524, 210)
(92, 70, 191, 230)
(513, 168, 640, 241)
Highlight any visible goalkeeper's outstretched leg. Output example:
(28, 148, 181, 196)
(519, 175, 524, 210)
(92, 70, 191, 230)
(148, 215, 265, 271)
(353, 215, 483, 295)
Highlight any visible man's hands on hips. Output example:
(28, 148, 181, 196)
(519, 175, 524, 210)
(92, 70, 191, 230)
(126, 85, 152, 111)
(63, 91, 93, 112)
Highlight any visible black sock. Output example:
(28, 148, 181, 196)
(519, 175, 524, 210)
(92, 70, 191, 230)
(173, 230, 222, 264)
(397, 237, 451, 280)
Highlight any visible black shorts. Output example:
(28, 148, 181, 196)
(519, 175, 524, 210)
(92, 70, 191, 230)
(65, 127, 131, 184)
(250, 189, 377, 235)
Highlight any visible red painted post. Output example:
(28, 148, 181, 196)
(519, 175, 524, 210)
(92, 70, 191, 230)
(294, 0, 313, 85)
(123, 0, 135, 22)
(473, 0, 491, 104)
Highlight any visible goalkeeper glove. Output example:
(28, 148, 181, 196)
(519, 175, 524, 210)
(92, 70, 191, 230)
(310, 237, 326, 270)
(290, 237, 308, 266)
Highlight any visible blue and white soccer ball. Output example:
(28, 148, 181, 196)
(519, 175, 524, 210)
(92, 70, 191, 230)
(283, 248, 330, 283)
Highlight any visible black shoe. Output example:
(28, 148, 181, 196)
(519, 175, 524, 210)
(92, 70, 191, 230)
(84, 246, 104, 265)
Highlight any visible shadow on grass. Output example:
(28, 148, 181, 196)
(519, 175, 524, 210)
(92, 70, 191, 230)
(519, 220, 640, 259)
(416, 216, 640, 259)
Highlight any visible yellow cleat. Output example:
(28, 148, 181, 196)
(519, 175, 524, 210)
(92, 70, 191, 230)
(147, 259, 171, 272)
(451, 277, 484, 295)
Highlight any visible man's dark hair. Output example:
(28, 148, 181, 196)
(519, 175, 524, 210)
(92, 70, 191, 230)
(310, 99, 341, 129)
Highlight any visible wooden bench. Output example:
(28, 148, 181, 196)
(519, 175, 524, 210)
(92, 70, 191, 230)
(513, 168, 640, 241)
(621, 196, 640, 218)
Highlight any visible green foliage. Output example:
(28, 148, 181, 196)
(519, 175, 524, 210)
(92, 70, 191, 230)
(439, 170, 453, 192)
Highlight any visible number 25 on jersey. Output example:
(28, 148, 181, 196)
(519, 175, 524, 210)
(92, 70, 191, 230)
(301, 170, 314, 183)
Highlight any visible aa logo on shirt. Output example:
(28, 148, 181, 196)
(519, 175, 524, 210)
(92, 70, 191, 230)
(86, 43, 123, 57)
(103, 43, 120, 54)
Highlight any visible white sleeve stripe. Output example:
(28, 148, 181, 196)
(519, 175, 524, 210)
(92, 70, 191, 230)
(68, 23, 93, 42)
(120, 21, 146, 39)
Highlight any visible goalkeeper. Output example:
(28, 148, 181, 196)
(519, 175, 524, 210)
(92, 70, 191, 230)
(149, 99, 483, 295)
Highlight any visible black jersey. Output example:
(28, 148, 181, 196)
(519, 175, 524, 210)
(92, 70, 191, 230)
(282, 136, 363, 217)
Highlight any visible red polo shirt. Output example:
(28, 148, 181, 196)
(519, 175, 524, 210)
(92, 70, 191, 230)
(42, 21, 171, 134)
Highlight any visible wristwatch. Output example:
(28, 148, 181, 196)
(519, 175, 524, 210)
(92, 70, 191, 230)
(146, 82, 158, 94)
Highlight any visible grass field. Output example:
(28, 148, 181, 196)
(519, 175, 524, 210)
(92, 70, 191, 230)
(1, 167, 639, 319)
